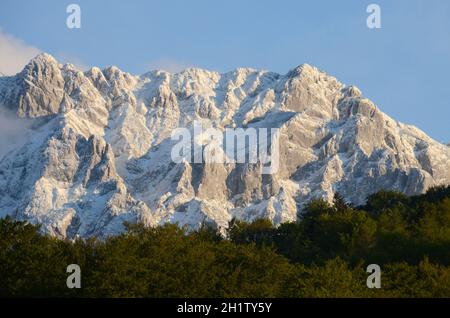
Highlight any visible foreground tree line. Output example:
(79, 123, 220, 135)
(1, 186, 450, 297)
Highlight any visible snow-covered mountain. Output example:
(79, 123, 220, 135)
(0, 53, 449, 238)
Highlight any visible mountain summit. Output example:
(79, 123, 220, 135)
(0, 54, 449, 238)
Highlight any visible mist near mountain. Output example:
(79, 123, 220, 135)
(0, 106, 31, 158)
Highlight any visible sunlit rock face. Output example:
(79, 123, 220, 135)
(0, 53, 449, 238)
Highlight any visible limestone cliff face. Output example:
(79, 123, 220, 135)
(0, 53, 448, 238)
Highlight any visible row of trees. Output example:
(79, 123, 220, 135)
(230, 186, 450, 266)
(1, 186, 450, 297)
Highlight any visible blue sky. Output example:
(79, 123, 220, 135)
(0, 0, 449, 142)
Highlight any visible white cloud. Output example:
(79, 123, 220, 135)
(0, 28, 41, 76)
(0, 28, 89, 75)
(0, 106, 31, 159)
(144, 58, 194, 73)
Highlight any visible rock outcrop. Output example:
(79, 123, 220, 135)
(0, 53, 448, 238)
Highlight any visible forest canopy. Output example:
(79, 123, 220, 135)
(1, 186, 450, 297)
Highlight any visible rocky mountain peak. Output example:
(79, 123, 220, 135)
(0, 54, 448, 239)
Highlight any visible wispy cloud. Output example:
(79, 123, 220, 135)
(0, 28, 89, 75)
(0, 106, 31, 159)
(0, 28, 40, 75)
(144, 58, 194, 73)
